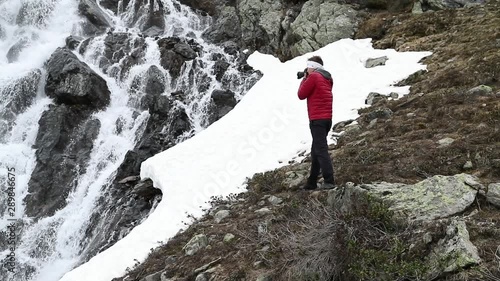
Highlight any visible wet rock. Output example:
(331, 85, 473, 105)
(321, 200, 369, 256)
(143, 26, 164, 37)
(138, 65, 168, 112)
(6, 37, 30, 63)
(0, 69, 42, 140)
(99, 0, 124, 14)
(65, 35, 83, 50)
(213, 58, 230, 81)
(158, 37, 200, 78)
(25, 105, 100, 218)
(79, 0, 112, 33)
(176, 0, 221, 15)
(207, 89, 237, 125)
(100, 32, 147, 79)
(45, 47, 111, 109)
(132, 180, 162, 200)
(143, 0, 166, 31)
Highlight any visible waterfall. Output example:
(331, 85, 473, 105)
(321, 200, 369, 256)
(0, 1, 259, 281)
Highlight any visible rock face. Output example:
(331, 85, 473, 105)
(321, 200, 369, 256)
(24, 47, 113, 218)
(25, 105, 101, 217)
(195, 0, 358, 61)
(45, 47, 111, 109)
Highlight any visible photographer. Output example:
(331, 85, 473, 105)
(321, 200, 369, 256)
(297, 56, 335, 190)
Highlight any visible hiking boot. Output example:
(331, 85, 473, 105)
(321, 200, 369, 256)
(320, 182, 335, 190)
(303, 181, 318, 190)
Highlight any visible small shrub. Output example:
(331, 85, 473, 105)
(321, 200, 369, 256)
(246, 169, 287, 194)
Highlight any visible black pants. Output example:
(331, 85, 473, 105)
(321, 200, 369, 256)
(308, 119, 334, 184)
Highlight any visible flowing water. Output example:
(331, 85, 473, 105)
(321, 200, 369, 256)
(0, 1, 257, 280)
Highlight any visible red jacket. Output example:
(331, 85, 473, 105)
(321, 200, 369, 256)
(297, 69, 333, 121)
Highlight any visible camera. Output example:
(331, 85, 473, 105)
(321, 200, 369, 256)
(296, 68, 307, 79)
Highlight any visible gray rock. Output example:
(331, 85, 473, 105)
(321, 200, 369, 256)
(486, 183, 500, 207)
(25, 106, 101, 218)
(183, 234, 209, 255)
(144, 26, 164, 37)
(286, 0, 358, 58)
(365, 108, 393, 121)
(195, 274, 207, 281)
(45, 48, 111, 109)
(463, 160, 473, 170)
(365, 56, 389, 68)
(132, 180, 162, 200)
(223, 233, 235, 243)
(468, 85, 493, 95)
(140, 271, 163, 281)
(65, 35, 83, 50)
(428, 220, 481, 275)
(157, 37, 200, 79)
(202, 6, 241, 44)
(255, 207, 272, 216)
(328, 174, 479, 221)
(267, 195, 283, 205)
(256, 274, 272, 281)
(422, 0, 485, 11)
(207, 89, 237, 125)
(118, 175, 141, 184)
(79, 0, 112, 30)
(437, 137, 455, 148)
(389, 92, 399, 99)
(365, 92, 387, 105)
(214, 209, 230, 223)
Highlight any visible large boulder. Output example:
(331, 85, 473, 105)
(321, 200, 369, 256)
(25, 105, 101, 218)
(207, 89, 237, 125)
(45, 47, 111, 109)
(328, 174, 480, 221)
(157, 37, 200, 78)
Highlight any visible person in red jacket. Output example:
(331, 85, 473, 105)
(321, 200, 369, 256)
(298, 56, 335, 190)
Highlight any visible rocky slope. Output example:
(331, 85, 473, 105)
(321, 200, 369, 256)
(111, 0, 500, 280)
